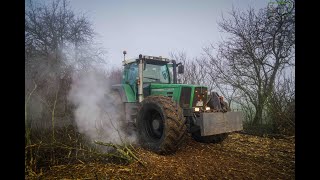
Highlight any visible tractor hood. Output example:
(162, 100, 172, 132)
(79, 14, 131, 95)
(146, 83, 208, 108)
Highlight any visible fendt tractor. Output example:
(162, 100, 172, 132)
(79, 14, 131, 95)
(111, 52, 243, 154)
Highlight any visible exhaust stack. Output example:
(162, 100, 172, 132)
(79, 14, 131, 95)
(138, 54, 144, 102)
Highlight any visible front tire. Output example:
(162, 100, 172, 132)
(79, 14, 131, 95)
(137, 96, 187, 154)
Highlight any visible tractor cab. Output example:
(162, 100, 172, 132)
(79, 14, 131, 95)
(122, 54, 184, 101)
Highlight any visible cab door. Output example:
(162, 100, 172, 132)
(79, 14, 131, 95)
(126, 63, 138, 98)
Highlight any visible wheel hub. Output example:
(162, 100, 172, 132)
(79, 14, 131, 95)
(152, 119, 160, 130)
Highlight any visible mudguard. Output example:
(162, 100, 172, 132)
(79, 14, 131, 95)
(111, 84, 136, 102)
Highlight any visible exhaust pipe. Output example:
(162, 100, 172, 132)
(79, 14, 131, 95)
(138, 54, 144, 102)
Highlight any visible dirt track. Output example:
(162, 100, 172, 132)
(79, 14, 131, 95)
(39, 133, 295, 179)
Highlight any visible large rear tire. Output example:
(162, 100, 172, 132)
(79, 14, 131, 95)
(137, 96, 187, 154)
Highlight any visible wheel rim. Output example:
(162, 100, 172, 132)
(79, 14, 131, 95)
(145, 111, 164, 140)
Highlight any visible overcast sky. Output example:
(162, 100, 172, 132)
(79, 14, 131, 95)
(69, 0, 270, 68)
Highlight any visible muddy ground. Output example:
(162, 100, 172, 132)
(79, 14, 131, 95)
(33, 133, 295, 179)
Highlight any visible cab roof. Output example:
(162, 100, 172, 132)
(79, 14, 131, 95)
(122, 55, 171, 66)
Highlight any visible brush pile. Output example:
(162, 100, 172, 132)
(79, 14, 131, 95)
(26, 131, 295, 179)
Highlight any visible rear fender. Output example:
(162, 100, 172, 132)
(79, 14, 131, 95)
(111, 84, 136, 102)
(111, 84, 138, 124)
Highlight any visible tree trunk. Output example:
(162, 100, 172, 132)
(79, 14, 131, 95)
(253, 105, 263, 125)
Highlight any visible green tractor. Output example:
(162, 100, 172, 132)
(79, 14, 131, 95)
(111, 52, 243, 154)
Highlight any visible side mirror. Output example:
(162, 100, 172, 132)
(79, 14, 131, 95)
(178, 65, 184, 74)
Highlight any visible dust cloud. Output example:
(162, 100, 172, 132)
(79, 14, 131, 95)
(68, 70, 136, 145)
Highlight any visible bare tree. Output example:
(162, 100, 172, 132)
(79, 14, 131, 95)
(189, 57, 208, 86)
(267, 71, 295, 135)
(25, 0, 93, 57)
(107, 67, 123, 85)
(169, 51, 189, 84)
(169, 51, 209, 86)
(25, 0, 106, 129)
(204, 1, 295, 124)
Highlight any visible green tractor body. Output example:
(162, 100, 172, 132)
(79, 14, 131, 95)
(111, 54, 243, 154)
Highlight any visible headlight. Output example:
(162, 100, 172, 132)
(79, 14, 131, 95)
(194, 107, 200, 112)
(205, 107, 210, 111)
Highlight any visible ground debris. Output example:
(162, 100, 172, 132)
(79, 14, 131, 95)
(29, 133, 295, 179)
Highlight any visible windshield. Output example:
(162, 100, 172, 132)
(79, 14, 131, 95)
(143, 64, 170, 83)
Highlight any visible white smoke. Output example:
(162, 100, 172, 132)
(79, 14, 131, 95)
(68, 70, 136, 145)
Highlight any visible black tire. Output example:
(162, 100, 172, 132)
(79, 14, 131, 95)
(136, 96, 187, 154)
(192, 132, 228, 143)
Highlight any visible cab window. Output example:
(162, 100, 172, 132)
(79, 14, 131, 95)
(143, 64, 169, 83)
(127, 63, 138, 86)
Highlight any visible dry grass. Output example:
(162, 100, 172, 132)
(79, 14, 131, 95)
(26, 132, 295, 179)
(25, 125, 138, 178)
